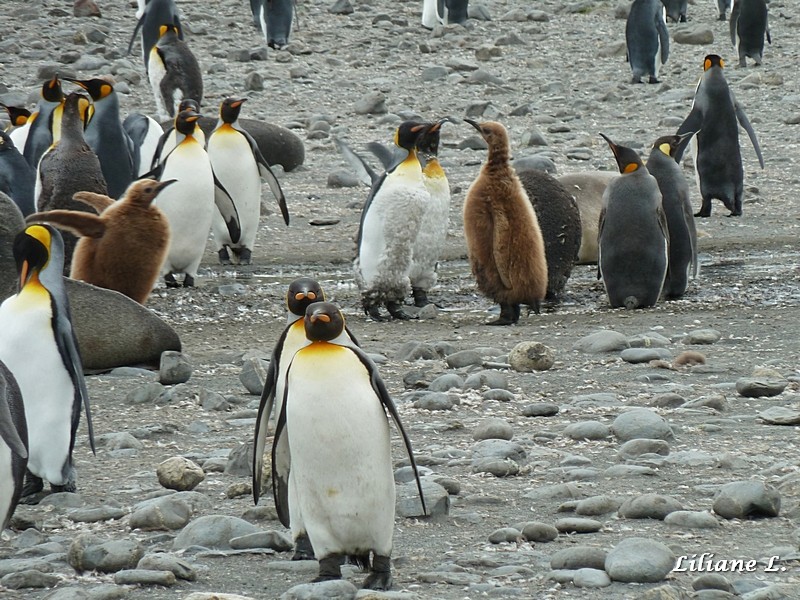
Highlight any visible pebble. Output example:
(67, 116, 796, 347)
(67, 535, 144, 573)
(550, 546, 608, 570)
(281, 579, 358, 600)
(240, 357, 269, 395)
(137, 554, 197, 581)
(618, 494, 683, 519)
(672, 25, 714, 45)
(683, 329, 722, 345)
(157, 456, 206, 491)
(520, 522, 559, 542)
(663, 510, 720, 529)
(604, 537, 675, 583)
(612, 408, 674, 442)
(353, 92, 387, 115)
(68, 506, 127, 523)
(489, 527, 521, 544)
(554, 518, 602, 533)
(125, 381, 166, 404)
(514, 154, 557, 174)
(395, 479, 449, 518)
(482, 388, 516, 402)
(428, 373, 463, 392)
(735, 378, 787, 398)
(413, 392, 456, 411)
(712, 481, 781, 519)
(159, 350, 192, 384)
(172, 515, 261, 550)
(472, 439, 527, 463)
(472, 458, 520, 477)
(575, 495, 621, 516)
(463, 370, 508, 390)
(572, 330, 629, 353)
(621, 347, 672, 363)
(618, 438, 671, 460)
(114, 569, 176, 586)
(230, 531, 292, 552)
(563, 420, 611, 441)
(693, 573, 736, 593)
(522, 402, 559, 417)
(1, 570, 60, 589)
(327, 170, 361, 188)
(758, 406, 800, 425)
(473, 418, 514, 441)
(225, 443, 253, 477)
(573, 568, 612, 588)
(445, 349, 483, 368)
(129, 495, 193, 531)
(507, 341, 554, 371)
(627, 332, 671, 348)
(395, 341, 438, 361)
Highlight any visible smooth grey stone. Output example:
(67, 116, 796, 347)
(684, 395, 727, 411)
(573, 330, 629, 353)
(627, 333, 671, 348)
(651, 393, 687, 408)
(603, 464, 658, 477)
(328, 0, 354, 15)
(637, 585, 694, 599)
(327, 169, 361, 188)
(619, 494, 682, 520)
(472, 458, 519, 477)
(693, 573, 736, 592)
(240, 357, 269, 395)
(520, 522, 558, 542)
(463, 370, 508, 390)
(230, 531, 292, 552)
(618, 438, 670, 460)
(137, 554, 196, 581)
(396, 479, 449, 518)
(225, 442, 253, 477)
(108, 366, 157, 378)
(430, 476, 460, 495)
(10, 529, 46, 549)
(664, 510, 720, 529)
(172, 515, 261, 550)
(673, 25, 714, 45)
(113, 569, 176, 586)
(554, 518, 602, 534)
(488, 527, 521, 544)
(39, 492, 85, 509)
(758, 406, 800, 425)
(550, 546, 607, 570)
(473, 418, 513, 441)
(482, 388, 515, 402)
(33, 587, 91, 599)
(547, 569, 576, 584)
(713, 481, 781, 519)
(101, 432, 143, 451)
(612, 408, 674, 442)
(394, 465, 432, 483)
(621, 348, 672, 363)
(428, 373, 464, 392)
(67, 535, 144, 573)
(395, 341, 438, 361)
(520, 128, 548, 147)
(157, 456, 205, 491)
(736, 378, 787, 398)
(522, 403, 559, 417)
(575, 495, 621, 516)
(508, 341, 554, 372)
(1, 569, 60, 589)
(413, 392, 455, 411)
(573, 568, 611, 588)
(563, 421, 610, 441)
(129, 496, 192, 531)
(125, 382, 166, 404)
(514, 154, 557, 174)
(68, 506, 127, 523)
(523, 483, 582, 501)
(199, 388, 230, 411)
(0, 558, 52, 578)
(446, 350, 483, 368)
(353, 92, 386, 115)
(740, 584, 796, 599)
(570, 392, 619, 406)
(683, 329, 721, 345)
(605, 537, 675, 583)
(472, 439, 526, 463)
(664, 450, 717, 467)
(417, 571, 482, 585)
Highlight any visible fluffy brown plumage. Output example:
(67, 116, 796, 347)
(27, 179, 173, 304)
(463, 120, 548, 325)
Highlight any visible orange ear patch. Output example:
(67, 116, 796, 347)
(623, 163, 639, 174)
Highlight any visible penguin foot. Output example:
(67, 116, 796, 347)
(183, 274, 195, 288)
(314, 555, 344, 582)
(365, 305, 390, 322)
(237, 248, 252, 266)
(20, 472, 44, 498)
(630, 76, 643, 84)
(164, 273, 180, 288)
(387, 301, 415, 320)
(268, 39, 287, 50)
(412, 287, 431, 308)
(648, 76, 660, 84)
(292, 533, 315, 561)
(679, 15, 687, 22)
(362, 555, 392, 590)
(718, 14, 726, 21)
(487, 303, 520, 326)
(218, 248, 232, 265)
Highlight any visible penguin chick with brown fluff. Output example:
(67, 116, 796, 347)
(26, 179, 174, 304)
(463, 120, 548, 325)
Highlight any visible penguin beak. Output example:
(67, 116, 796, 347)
(309, 308, 331, 324)
(464, 118, 482, 133)
(63, 77, 87, 88)
(156, 179, 178, 193)
(18, 260, 30, 291)
(231, 99, 246, 108)
(599, 133, 620, 157)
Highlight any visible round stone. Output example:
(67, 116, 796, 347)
(156, 457, 205, 492)
(508, 341, 555, 372)
(604, 537, 675, 583)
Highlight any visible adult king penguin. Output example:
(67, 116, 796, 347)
(660, 0, 688, 22)
(463, 120, 548, 325)
(250, 0, 294, 49)
(646, 133, 698, 299)
(152, 107, 240, 288)
(274, 302, 425, 589)
(598, 134, 668, 309)
(148, 24, 203, 121)
(128, 0, 182, 70)
(422, 0, 469, 29)
(22, 75, 65, 169)
(122, 112, 164, 176)
(206, 97, 289, 265)
(354, 121, 430, 321)
(0, 225, 95, 498)
(674, 54, 764, 217)
(0, 131, 36, 217)
(149, 98, 205, 170)
(717, 0, 732, 20)
(0, 361, 27, 529)
(625, 0, 670, 84)
(730, 0, 771, 67)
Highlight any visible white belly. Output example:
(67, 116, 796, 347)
(285, 345, 395, 558)
(148, 48, 169, 121)
(410, 175, 450, 287)
(0, 294, 74, 485)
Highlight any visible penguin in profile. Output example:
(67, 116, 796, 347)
(274, 302, 425, 589)
(149, 98, 205, 169)
(151, 107, 240, 288)
(0, 224, 95, 498)
(148, 24, 203, 121)
(730, 0, 771, 67)
(660, 0, 687, 22)
(122, 112, 164, 176)
(422, 0, 469, 29)
(0, 131, 36, 217)
(463, 119, 548, 325)
(0, 361, 27, 529)
(35, 92, 108, 274)
(128, 0, 182, 70)
(23, 75, 65, 168)
(598, 134, 668, 309)
(717, 0, 732, 21)
(626, 0, 670, 84)
(674, 54, 764, 217)
(557, 171, 617, 265)
(646, 133, 698, 299)
(206, 97, 289, 265)
(27, 179, 174, 305)
(250, 0, 294, 49)
(65, 77, 135, 199)
(354, 121, 431, 321)
(1, 103, 31, 133)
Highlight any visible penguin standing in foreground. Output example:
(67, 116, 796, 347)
(128, 0, 182, 70)
(65, 78, 135, 199)
(354, 121, 431, 321)
(275, 302, 425, 589)
(149, 98, 205, 169)
(463, 120, 548, 325)
(206, 97, 289, 265)
(35, 92, 108, 274)
(717, 0, 732, 20)
(730, 0, 771, 67)
(0, 131, 36, 217)
(646, 133, 698, 299)
(151, 107, 240, 287)
(0, 225, 95, 498)
(148, 24, 203, 121)
(660, 0, 688, 22)
(598, 134, 668, 309)
(27, 179, 174, 305)
(250, 0, 294, 49)
(23, 76, 65, 169)
(0, 361, 27, 529)
(122, 112, 164, 176)
(625, 0, 670, 84)
(674, 54, 764, 217)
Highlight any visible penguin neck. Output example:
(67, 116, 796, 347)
(423, 157, 445, 179)
(484, 144, 511, 173)
(59, 110, 87, 149)
(19, 272, 48, 300)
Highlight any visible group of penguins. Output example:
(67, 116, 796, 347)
(0, 0, 774, 593)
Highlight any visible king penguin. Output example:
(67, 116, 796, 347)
(354, 121, 431, 321)
(148, 24, 203, 121)
(0, 224, 95, 498)
(128, 0, 182, 70)
(149, 98, 205, 169)
(717, 0, 732, 20)
(250, 0, 294, 49)
(730, 0, 771, 67)
(463, 119, 548, 325)
(151, 107, 240, 288)
(2, 103, 31, 133)
(275, 301, 425, 589)
(674, 54, 764, 217)
(65, 77, 135, 199)
(598, 134, 668, 309)
(122, 112, 164, 176)
(22, 75, 65, 169)
(646, 133, 698, 299)
(0, 131, 36, 217)
(0, 361, 27, 529)
(422, 0, 469, 29)
(27, 179, 174, 305)
(660, 0, 688, 22)
(206, 97, 289, 265)
(625, 0, 670, 84)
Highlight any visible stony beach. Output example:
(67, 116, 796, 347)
(1, 0, 799, 598)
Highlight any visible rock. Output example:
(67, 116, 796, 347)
(445, 349, 482, 368)
(68, 506, 128, 523)
(114, 569, 177, 586)
(129, 495, 193, 531)
(230, 530, 293, 552)
(514, 154, 557, 174)
(396, 479, 449, 518)
(225, 442, 254, 476)
(471, 458, 519, 477)
(395, 341, 438, 361)
(125, 382, 165, 404)
(157, 457, 206, 491)
(508, 341, 554, 371)
(471, 439, 526, 463)
(693, 573, 736, 593)
(0, 570, 61, 589)
(522, 402, 559, 417)
(664, 510, 720, 529)
(573, 568, 611, 588)
(520, 522, 559, 542)
(413, 392, 455, 411)
(463, 370, 508, 390)
(353, 92, 387, 115)
(428, 373, 464, 392)
(240, 357, 269, 395)
(618, 438, 670, 460)
(550, 546, 608, 570)
(328, 0, 354, 15)
(159, 351, 192, 384)
(627, 332, 671, 348)
(712, 481, 781, 519)
(489, 527, 521, 544)
(618, 494, 683, 519)
(554, 517, 602, 533)
(637, 585, 692, 600)
(563, 421, 611, 441)
(73, 0, 101, 18)
(735, 378, 787, 398)
(620, 347, 672, 363)
(673, 25, 714, 45)
(67, 534, 144, 573)
(482, 388, 515, 402)
(137, 553, 197, 581)
(280, 579, 358, 599)
(573, 330, 629, 353)
(612, 409, 674, 442)
(473, 418, 513, 441)
(683, 329, 721, 345)
(605, 537, 675, 583)
(758, 407, 800, 425)
(173, 515, 261, 550)
(575, 495, 621, 516)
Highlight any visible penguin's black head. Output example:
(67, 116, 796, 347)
(220, 98, 246, 124)
(158, 24, 181, 39)
(703, 54, 724, 71)
(394, 121, 428, 152)
(178, 98, 200, 113)
(41, 75, 64, 103)
(65, 77, 114, 102)
(416, 120, 448, 157)
(174, 107, 202, 135)
(304, 302, 345, 343)
(287, 277, 325, 317)
(63, 92, 92, 129)
(653, 132, 695, 158)
(1, 104, 31, 127)
(13, 224, 55, 292)
(600, 133, 643, 174)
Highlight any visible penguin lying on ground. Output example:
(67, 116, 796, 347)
(0, 131, 36, 217)
(0, 361, 27, 528)
(148, 24, 203, 120)
(626, 0, 670, 84)
(730, 0, 771, 67)
(674, 54, 764, 217)
(598, 134, 668, 309)
(463, 119, 548, 325)
(273, 302, 425, 589)
(0, 225, 95, 500)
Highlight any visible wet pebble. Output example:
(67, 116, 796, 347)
(604, 537, 675, 583)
